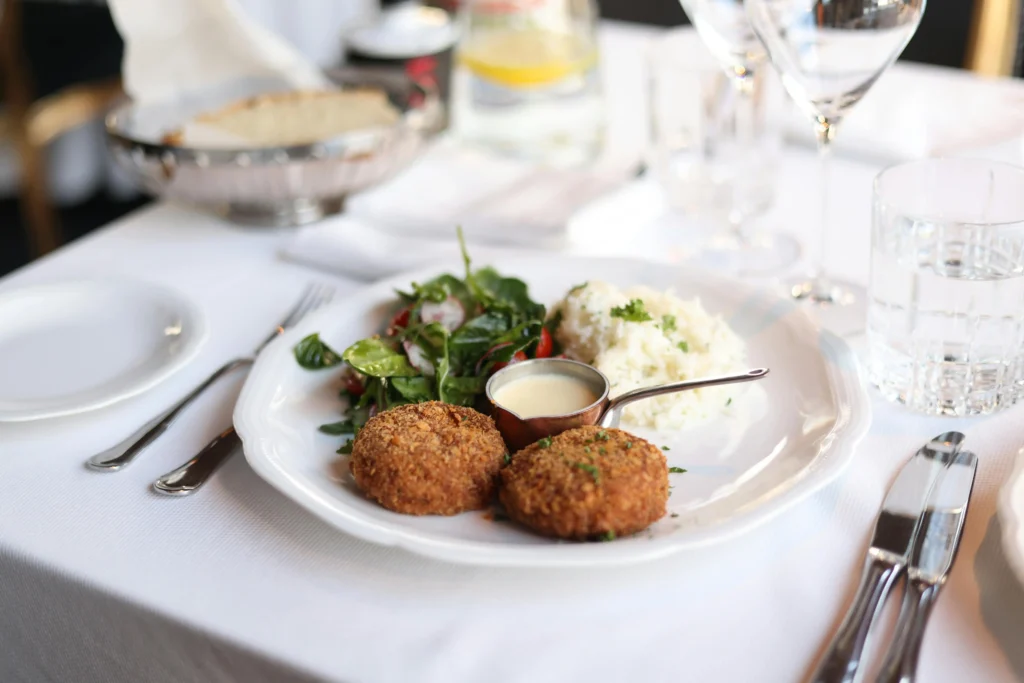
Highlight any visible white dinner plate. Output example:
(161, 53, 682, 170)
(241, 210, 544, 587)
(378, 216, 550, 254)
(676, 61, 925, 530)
(234, 256, 871, 567)
(0, 280, 206, 422)
(998, 450, 1024, 587)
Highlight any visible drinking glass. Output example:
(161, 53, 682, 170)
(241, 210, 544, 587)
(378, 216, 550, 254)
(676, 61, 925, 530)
(868, 159, 1024, 416)
(451, 0, 604, 166)
(745, 0, 925, 329)
(648, 31, 797, 274)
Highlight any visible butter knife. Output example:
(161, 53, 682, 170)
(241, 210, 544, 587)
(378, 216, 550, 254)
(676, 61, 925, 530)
(877, 449, 978, 683)
(811, 431, 965, 683)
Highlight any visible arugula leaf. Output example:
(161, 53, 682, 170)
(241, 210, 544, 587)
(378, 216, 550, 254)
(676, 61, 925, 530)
(294, 333, 343, 370)
(391, 376, 435, 403)
(610, 299, 653, 323)
(342, 339, 418, 378)
(318, 421, 354, 435)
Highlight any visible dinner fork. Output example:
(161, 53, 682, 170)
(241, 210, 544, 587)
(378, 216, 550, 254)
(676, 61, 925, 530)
(87, 283, 335, 471)
(151, 283, 334, 495)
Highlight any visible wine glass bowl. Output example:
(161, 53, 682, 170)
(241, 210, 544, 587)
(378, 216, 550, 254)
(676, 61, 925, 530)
(747, 0, 925, 124)
(679, 0, 767, 76)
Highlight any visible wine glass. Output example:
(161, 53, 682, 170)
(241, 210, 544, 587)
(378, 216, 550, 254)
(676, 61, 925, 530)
(674, 0, 800, 275)
(745, 0, 926, 330)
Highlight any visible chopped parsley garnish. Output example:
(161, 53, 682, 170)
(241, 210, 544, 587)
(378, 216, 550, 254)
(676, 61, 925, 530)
(583, 446, 591, 453)
(537, 437, 552, 449)
(599, 530, 616, 542)
(661, 315, 677, 332)
(610, 299, 653, 322)
(670, 512, 679, 518)
(677, 340, 690, 353)
(726, 397, 733, 407)
(625, 441, 633, 449)
(503, 453, 511, 465)
(574, 462, 600, 483)
(669, 466, 687, 474)
(569, 282, 589, 294)
(599, 447, 607, 455)
(662, 446, 670, 451)
(595, 430, 609, 441)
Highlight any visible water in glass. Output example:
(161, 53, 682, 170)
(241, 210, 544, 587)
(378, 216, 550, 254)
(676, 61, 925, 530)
(868, 160, 1024, 416)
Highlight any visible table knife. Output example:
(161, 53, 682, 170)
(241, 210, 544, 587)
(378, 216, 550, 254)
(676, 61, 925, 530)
(877, 449, 978, 683)
(810, 431, 965, 683)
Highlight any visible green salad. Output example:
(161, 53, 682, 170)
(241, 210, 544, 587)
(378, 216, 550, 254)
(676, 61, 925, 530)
(294, 231, 558, 452)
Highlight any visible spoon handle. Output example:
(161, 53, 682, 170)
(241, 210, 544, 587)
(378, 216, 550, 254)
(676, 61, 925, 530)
(598, 368, 769, 428)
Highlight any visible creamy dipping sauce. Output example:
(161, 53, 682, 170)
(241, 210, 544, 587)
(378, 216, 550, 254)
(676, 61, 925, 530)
(493, 373, 600, 418)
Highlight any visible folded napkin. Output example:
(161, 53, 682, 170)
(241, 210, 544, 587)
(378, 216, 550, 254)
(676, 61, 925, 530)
(343, 138, 635, 246)
(108, 0, 330, 106)
(280, 215, 539, 281)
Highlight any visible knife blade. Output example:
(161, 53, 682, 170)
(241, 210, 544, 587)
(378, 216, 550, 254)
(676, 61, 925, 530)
(811, 431, 965, 683)
(877, 449, 978, 683)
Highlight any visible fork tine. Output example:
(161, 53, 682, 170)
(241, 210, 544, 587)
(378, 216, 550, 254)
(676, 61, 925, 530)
(276, 284, 318, 330)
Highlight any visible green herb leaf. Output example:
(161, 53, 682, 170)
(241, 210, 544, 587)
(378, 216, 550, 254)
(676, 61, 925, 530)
(669, 466, 687, 474)
(670, 512, 679, 518)
(583, 446, 591, 453)
(574, 462, 600, 483)
(661, 314, 677, 333)
(538, 437, 552, 448)
(390, 376, 435, 403)
(677, 340, 690, 353)
(341, 338, 418, 378)
(294, 333, 343, 370)
(318, 421, 354, 435)
(599, 447, 607, 455)
(569, 282, 588, 294)
(503, 453, 511, 465)
(599, 530, 616, 542)
(337, 441, 354, 455)
(726, 397, 733, 407)
(625, 441, 633, 449)
(662, 446, 670, 451)
(595, 430, 609, 441)
(610, 299, 653, 323)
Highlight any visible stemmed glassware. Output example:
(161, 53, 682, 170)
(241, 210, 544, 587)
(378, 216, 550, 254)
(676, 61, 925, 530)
(745, 0, 926, 330)
(674, 0, 799, 275)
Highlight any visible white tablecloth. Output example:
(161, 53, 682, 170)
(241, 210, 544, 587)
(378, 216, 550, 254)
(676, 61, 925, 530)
(3, 22, 1024, 683)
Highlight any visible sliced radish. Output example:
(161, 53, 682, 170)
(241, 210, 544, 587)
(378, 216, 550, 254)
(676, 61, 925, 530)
(419, 296, 465, 331)
(403, 340, 436, 377)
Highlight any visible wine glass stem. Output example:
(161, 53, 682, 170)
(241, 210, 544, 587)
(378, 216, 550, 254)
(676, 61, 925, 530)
(812, 117, 836, 291)
(728, 72, 757, 244)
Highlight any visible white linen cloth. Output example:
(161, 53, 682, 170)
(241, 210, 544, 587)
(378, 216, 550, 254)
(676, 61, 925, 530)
(4, 22, 1024, 683)
(107, 0, 330, 105)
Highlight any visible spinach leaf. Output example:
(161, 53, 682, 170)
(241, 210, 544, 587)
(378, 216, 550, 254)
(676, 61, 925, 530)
(342, 338, 418, 377)
(391, 376, 435, 403)
(294, 333, 343, 370)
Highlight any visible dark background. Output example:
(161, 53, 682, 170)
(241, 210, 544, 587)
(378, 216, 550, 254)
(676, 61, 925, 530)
(0, 0, 1004, 276)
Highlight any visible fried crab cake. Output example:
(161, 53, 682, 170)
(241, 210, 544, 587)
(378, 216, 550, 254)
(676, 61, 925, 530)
(499, 426, 668, 539)
(349, 401, 507, 515)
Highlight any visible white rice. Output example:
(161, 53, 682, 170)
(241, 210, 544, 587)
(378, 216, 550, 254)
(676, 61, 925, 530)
(551, 281, 747, 431)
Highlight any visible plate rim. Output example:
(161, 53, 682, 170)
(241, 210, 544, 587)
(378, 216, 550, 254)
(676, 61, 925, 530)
(0, 279, 208, 422)
(997, 448, 1024, 586)
(234, 256, 872, 567)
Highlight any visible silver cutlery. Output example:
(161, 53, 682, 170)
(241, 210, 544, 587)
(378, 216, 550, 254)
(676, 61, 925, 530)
(151, 284, 334, 495)
(87, 283, 335, 471)
(811, 431, 966, 683)
(877, 449, 978, 683)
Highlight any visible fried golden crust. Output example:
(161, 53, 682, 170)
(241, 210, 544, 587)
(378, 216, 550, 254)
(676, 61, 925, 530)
(350, 402, 507, 516)
(499, 426, 668, 539)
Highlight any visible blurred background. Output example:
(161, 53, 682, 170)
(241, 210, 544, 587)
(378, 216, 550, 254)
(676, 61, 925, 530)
(0, 0, 1020, 277)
